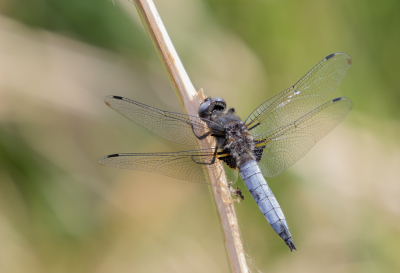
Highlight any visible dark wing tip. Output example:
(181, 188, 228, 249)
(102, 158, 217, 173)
(285, 238, 297, 252)
(332, 97, 353, 108)
(104, 95, 124, 107)
(104, 95, 124, 108)
(326, 53, 336, 60)
(112, 96, 123, 100)
(332, 97, 342, 102)
(104, 95, 124, 101)
(104, 95, 124, 100)
(325, 52, 352, 65)
(98, 154, 120, 165)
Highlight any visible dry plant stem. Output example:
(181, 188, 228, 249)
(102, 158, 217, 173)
(129, 0, 249, 272)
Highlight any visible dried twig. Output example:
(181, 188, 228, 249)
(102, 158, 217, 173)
(127, 0, 249, 272)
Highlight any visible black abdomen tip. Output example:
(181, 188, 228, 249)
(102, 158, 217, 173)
(285, 238, 297, 252)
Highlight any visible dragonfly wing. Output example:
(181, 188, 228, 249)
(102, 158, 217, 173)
(104, 96, 225, 146)
(223, 163, 239, 185)
(245, 52, 352, 138)
(98, 148, 228, 186)
(255, 97, 352, 178)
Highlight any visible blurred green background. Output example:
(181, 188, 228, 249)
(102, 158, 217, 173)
(0, 0, 399, 272)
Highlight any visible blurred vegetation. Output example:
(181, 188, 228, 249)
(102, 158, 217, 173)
(0, 0, 399, 272)
(202, 0, 400, 120)
(2, 0, 150, 56)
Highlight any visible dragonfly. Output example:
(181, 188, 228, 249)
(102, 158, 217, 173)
(98, 52, 352, 251)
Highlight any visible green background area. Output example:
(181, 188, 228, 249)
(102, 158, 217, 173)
(0, 0, 399, 272)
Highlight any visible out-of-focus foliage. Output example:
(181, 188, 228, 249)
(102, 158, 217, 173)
(202, 0, 400, 120)
(0, 0, 399, 272)
(2, 0, 151, 56)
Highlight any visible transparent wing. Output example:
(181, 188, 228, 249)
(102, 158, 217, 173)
(255, 97, 352, 178)
(104, 96, 225, 146)
(223, 163, 239, 185)
(245, 52, 352, 138)
(98, 148, 228, 186)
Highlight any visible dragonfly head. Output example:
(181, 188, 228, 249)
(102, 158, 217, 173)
(198, 97, 226, 119)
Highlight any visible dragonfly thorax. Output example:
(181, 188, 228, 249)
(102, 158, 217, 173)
(206, 102, 256, 168)
(224, 122, 255, 167)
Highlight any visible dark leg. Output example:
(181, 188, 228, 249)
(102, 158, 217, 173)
(228, 182, 244, 202)
(191, 146, 218, 165)
(191, 124, 212, 140)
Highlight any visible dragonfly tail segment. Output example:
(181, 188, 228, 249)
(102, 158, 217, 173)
(239, 161, 297, 251)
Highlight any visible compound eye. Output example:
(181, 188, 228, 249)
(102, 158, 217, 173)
(212, 97, 226, 108)
(212, 97, 225, 104)
(198, 99, 211, 118)
(211, 97, 226, 111)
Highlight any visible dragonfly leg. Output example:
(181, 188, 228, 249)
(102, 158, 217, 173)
(228, 182, 244, 203)
(191, 146, 217, 165)
(190, 124, 212, 140)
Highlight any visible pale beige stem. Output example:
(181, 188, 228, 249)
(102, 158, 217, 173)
(128, 0, 249, 272)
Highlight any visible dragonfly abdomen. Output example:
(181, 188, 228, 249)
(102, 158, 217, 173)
(239, 160, 297, 251)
